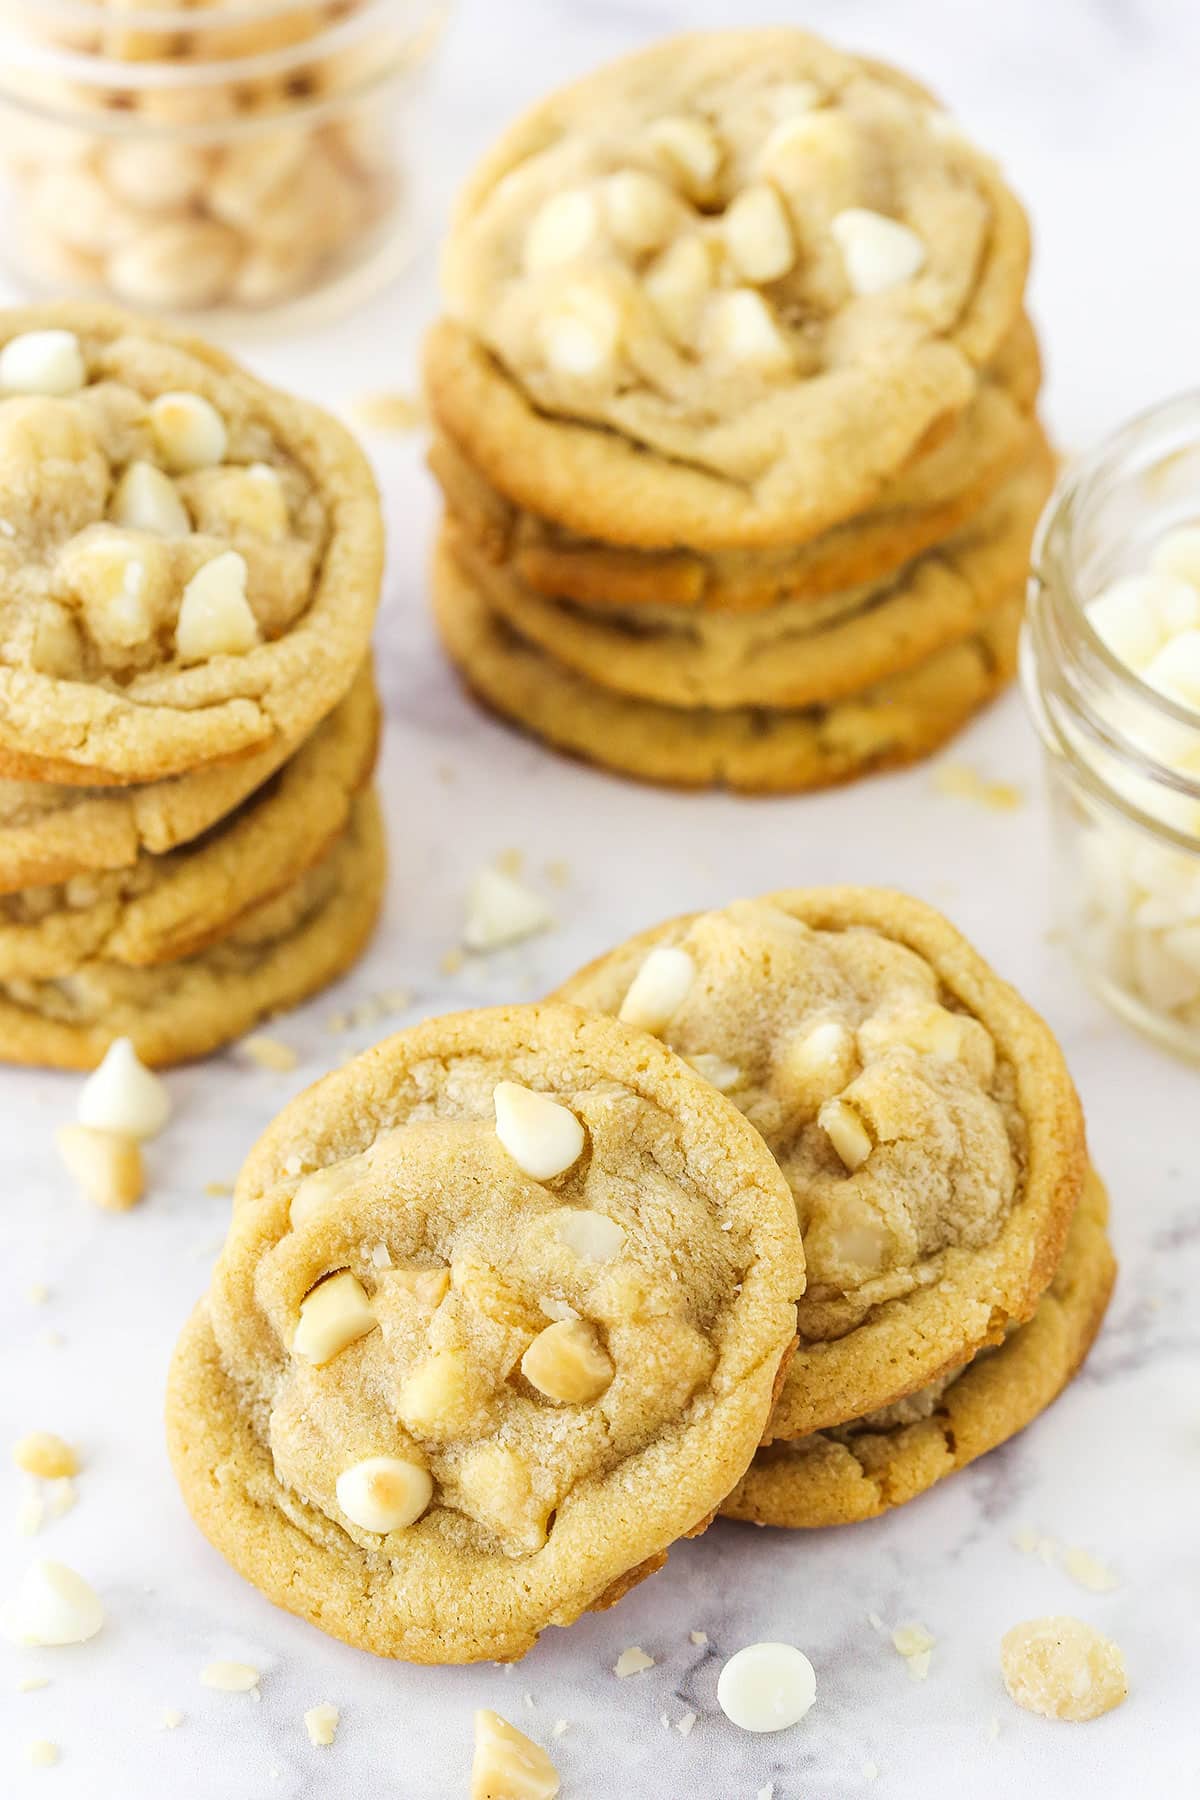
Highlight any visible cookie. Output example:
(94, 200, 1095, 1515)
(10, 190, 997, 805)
(429, 316, 1042, 614)
(446, 444, 1051, 711)
(722, 1168, 1114, 1526)
(166, 1004, 804, 1664)
(0, 303, 383, 785)
(554, 888, 1087, 1438)
(0, 670, 379, 978)
(433, 532, 1023, 793)
(431, 28, 1029, 551)
(0, 661, 376, 896)
(0, 787, 384, 1068)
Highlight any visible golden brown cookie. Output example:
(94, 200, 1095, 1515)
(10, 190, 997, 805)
(0, 670, 379, 977)
(0, 660, 375, 896)
(433, 532, 1023, 793)
(0, 786, 384, 1068)
(166, 1004, 804, 1663)
(430, 28, 1030, 551)
(722, 1168, 1114, 1526)
(0, 303, 383, 785)
(445, 443, 1051, 711)
(429, 316, 1042, 613)
(554, 888, 1087, 1438)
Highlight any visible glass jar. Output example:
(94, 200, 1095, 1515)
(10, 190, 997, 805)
(0, 0, 451, 328)
(1022, 392, 1200, 1059)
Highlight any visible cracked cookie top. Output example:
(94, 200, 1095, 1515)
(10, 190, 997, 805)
(433, 28, 1030, 548)
(556, 889, 1085, 1438)
(169, 1005, 803, 1663)
(0, 304, 383, 784)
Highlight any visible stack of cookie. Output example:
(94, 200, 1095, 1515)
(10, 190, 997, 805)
(425, 27, 1053, 792)
(556, 889, 1116, 1528)
(0, 304, 386, 1068)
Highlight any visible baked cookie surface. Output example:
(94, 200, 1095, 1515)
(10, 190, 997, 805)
(722, 1168, 1114, 1526)
(446, 444, 1050, 711)
(167, 1004, 803, 1663)
(433, 28, 1029, 549)
(0, 304, 383, 784)
(433, 533, 1023, 794)
(0, 668, 378, 977)
(0, 785, 384, 1068)
(555, 888, 1086, 1437)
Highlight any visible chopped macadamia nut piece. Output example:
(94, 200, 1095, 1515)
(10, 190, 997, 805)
(160, 1708, 184, 1730)
(292, 1272, 378, 1365)
(26, 1738, 59, 1768)
(1000, 1617, 1127, 1721)
(613, 1646, 655, 1678)
(397, 1349, 487, 1438)
(1062, 1547, 1119, 1593)
(150, 392, 228, 471)
(13, 1434, 78, 1481)
(289, 1160, 362, 1228)
(647, 114, 722, 196)
(464, 866, 554, 952)
(2, 1560, 103, 1646)
(200, 1661, 260, 1693)
(818, 1096, 873, 1171)
(520, 1319, 613, 1404)
(240, 1034, 299, 1072)
(493, 1082, 585, 1180)
(684, 1052, 741, 1092)
(304, 1702, 339, 1746)
(335, 1456, 433, 1533)
(717, 1641, 817, 1732)
(175, 552, 259, 662)
(110, 461, 190, 536)
(724, 184, 795, 281)
(393, 1266, 451, 1308)
(78, 1037, 169, 1139)
(618, 946, 695, 1034)
(471, 1710, 560, 1800)
(780, 1018, 858, 1112)
(831, 208, 926, 294)
(690, 1630, 708, 1647)
(892, 1621, 935, 1680)
(554, 1209, 625, 1263)
(0, 330, 85, 396)
(57, 1125, 144, 1212)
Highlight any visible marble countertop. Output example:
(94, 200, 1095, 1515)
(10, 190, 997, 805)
(3, 1, 1199, 1794)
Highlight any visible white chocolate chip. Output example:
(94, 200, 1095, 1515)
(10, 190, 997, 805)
(524, 188, 603, 272)
(493, 1082, 585, 1181)
(150, 392, 228, 471)
(831, 208, 926, 295)
(200, 1661, 259, 1693)
(2, 1560, 103, 1647)
(603, 171, 679, 253)
(1151, 525, 1200, 590)
(471, 1710, 560, 1800)
(1142, 628, 1200, 709)
(78, 1037, 170, 1139)
(647, 115, 722, 197)
(304, 1702, 339, 1747)
(57, 1124, 144, 1212)
(540, 283, 622, 380)
(0, 330, 85, 397)
(684, 1052, 742, 1092)
(613, 1646, 655, 1677)
(289, 1158, 362, 1228)
(701, 289, 792, 371)
(291, 1272, 378, 1365)
(521, 1319, 613, 1404)
(716, 1642, 817, 1733)
(12, 1433, 78, 1481)
(723, 184, 795, 282)
(175, 552, 259, 662)
(617, 945, 695, 1034)
(1000, 1617, 1127, 1722)
(554, 1210, 625, 1263)
(464, 866, 553, 952)
(818, 1096, 873, 1172)
(335, 1456, 433, 1533)
(644, 237, 712, 341)
(110, 461, 190, 536)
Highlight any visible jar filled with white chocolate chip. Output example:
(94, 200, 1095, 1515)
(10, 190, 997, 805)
(0, 0, 451, 325)
(1022, 393, 1200, 1058)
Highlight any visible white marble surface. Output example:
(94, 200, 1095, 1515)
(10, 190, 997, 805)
(3, 2, 1200, 1794)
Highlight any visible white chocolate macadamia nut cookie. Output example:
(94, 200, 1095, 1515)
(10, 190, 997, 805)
(556, 888, 1086, 1440)
(0, 306, 382, 784)
(166, 1005, 804, 1663)
(434, 28, 1030, 547)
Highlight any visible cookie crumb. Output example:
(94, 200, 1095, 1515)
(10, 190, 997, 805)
(1012, 1524, 1058, 1564)
(204, 1180, 234, 1198)
(1000, 1616, 1127, 1721)
(45, 1479, 75, 1521)
(369, 1242, 393, 1271)
(160, 1709, 184, 1731)
(14, 1433, 79, 1481)
(17, 1676, 50, 1693)
(351, 391, 424, 435)
(891, 1621, 935, 1681)
(1062, 1546, 1119, 1593)
(756, 1785, 774, 1800)
(613, 1646, 655, 1678)
(933, 762, 1024, 811)
(676, 1710, 697, 1736)
(545, 858, 570, 889)
(27, 1284, 49, 1306)
(551, 1719, 569, 1738)
(17, 1482, 45, 1537)
(866, 1610, 886, 1634)
(240, 1034, 298, 1072)
(26, 1738, 58, 1768)
(985, 1713, 1001, 1743)
(304, 1702, 339, 1746)
(200, 1660, 260, 1694)
(439, 947, 465, 977)
(862, 1760, 880, 1781)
